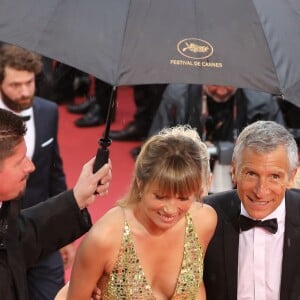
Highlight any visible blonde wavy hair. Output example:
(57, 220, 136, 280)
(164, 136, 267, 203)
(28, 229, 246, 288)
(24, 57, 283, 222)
(118, 125, 210, 207)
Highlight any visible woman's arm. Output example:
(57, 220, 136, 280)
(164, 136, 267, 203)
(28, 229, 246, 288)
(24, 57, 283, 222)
(66, 207, 123, 299)
(192, 203, 217, 255)
(55, 282, 101, 300)
(55, 282, 69, 300)
(67, 223, 107, 299)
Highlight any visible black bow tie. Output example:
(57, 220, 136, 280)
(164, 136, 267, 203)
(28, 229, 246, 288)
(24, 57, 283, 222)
(239, 215, 278, 234)
(20, 115, 31, 122)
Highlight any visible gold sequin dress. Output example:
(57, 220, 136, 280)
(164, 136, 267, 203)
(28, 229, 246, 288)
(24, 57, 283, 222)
(99, 213, 203, 299)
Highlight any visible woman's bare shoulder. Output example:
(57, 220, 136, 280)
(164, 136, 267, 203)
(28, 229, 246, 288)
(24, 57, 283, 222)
(93, 206, 124, 226)
(190, 201, 217, 218)
(189, 202, 217, 234)
(188, 202, 217, 251)
(85, 206, 125, 248)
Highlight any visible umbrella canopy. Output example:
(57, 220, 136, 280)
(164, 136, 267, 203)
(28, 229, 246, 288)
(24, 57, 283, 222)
(0, 0, 299, 106)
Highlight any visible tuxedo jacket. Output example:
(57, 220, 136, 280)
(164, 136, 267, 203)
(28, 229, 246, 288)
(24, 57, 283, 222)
(20, 97, 68, 299)
(203, 189, 300, 300)
(22, 97, 67, 208)
(0, 191, 92, 300)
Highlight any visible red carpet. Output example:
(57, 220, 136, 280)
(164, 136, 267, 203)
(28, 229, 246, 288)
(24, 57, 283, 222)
(58, 86, 141, 280)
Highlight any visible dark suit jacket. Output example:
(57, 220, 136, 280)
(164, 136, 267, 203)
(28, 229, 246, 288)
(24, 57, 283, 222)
(0, 191, 92, 300)
(20, 97, 68, 299)
(22, 97, 67, 208)
(203, 189, 300, 300)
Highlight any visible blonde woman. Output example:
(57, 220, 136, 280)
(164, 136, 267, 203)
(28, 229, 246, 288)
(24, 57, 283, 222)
(57, 125, 216, 300)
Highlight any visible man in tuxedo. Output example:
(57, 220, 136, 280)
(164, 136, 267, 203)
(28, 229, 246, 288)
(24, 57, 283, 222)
(0, 44, 73, 299)
(0, 108, 111, 299)
(203, 120, 300, 299)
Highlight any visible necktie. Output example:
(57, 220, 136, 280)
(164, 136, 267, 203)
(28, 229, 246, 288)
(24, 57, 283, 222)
(239, 214, 278, 234)
(20, 115, 31, 122)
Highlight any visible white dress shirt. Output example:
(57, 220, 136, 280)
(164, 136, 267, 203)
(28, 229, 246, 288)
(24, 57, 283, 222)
(238, 200, 285, 300)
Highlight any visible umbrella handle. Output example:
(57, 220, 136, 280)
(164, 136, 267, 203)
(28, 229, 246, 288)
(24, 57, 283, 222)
(103, 86, 117, 139)
(93, 85, 116, 176)
(93, 138, 111, 173)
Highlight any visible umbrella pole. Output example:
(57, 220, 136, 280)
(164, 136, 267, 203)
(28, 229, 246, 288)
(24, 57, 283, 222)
(93, 85, 117, 173)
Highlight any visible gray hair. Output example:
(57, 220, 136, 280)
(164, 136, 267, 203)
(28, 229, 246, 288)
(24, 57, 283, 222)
(233, 121, 298, 174)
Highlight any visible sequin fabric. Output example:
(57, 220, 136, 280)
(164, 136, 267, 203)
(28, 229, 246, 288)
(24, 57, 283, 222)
(99, 213, 203, 299)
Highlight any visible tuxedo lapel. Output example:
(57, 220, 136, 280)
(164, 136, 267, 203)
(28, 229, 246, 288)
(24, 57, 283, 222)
(280, 192, 300, 299)
(32, 99, 42, 161)
(224, 222, 239, 299)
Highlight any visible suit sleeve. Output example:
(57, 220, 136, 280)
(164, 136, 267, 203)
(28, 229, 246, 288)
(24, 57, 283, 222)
(18, 190, 92, 267)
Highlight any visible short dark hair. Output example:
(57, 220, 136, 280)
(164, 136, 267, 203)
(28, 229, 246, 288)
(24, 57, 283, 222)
(0, 109, 26, 167)
(0, 44, 42, 83)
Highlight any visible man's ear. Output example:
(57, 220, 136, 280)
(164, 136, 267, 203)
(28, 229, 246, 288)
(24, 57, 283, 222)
(289, 167, 299, 189)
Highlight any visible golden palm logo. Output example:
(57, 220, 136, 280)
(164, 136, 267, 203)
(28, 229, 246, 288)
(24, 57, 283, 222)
(177, 38, 214, 59)
(182, 43, 209, 53)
